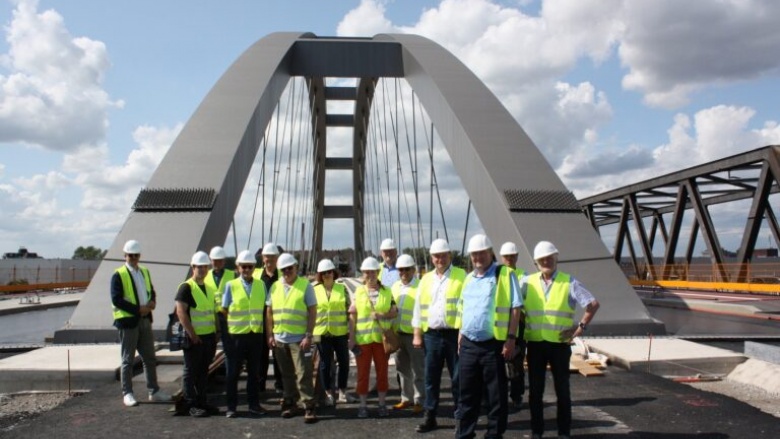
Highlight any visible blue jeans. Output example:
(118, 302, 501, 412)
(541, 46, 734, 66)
(423, 328, 459, 416)
(456, 337, 507, 439)
(316, 334, 350, 391)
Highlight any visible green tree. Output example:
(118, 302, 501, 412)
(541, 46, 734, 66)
(72, 246, 107, 260)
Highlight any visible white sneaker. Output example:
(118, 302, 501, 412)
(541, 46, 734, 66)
(123, 393, 139, 407)
(339, 389, 357, 403)
(324, 393, 335, 407)
(148, 389, 171, 402)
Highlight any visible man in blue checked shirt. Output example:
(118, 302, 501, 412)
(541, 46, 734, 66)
(456, 234, 523, 439)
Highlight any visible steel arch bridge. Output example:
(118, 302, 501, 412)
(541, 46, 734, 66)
(56, 33, 663, 343)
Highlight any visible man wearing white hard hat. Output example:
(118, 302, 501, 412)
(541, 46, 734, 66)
(205, 246, 236, 379)
(175, 251, 219, 417)
(378, 238, 400, 288)
(412, 238, 466, 433)
(221, 250, 269, 418)
(523, 241, 600, 439)
(110, 239, 170, 407)
(266, 253, 319, 424)
(254, 242, 283, 393)
(456, 234, 522, 439)
(499, 241, 527, 411)
(390, 253, 425, 414)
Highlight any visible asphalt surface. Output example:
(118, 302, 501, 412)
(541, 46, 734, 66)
(2, 362, 778, 439)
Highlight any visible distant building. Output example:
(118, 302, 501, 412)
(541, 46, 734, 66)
(754, 247, 779, 258)
(3, 247, 42, 259)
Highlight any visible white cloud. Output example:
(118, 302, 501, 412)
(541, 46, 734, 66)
(0, 0, 122, 151)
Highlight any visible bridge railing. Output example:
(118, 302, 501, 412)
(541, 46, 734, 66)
(1, 267, 95, 291)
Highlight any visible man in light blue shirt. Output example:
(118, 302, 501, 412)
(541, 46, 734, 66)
(457, 234, 522, 439)
(378, 238, 400, 288)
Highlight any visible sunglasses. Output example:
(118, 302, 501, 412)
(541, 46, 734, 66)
(126, 254, 140, 259)
(239, 265, 255, 270)
(281, 266, 295, 273)
(399, 267, 414, 272)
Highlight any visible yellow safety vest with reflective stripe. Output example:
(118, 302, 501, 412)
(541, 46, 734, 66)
(271, 277, 309, 335)
(354, 285, 393, 345)
(391, 278, 418, 333)
(505, 267, 525, 337)
(524, 272, 574, 342)
(183, 279, 216, 335)
(417, 266, 466, 331)
(253, 267, 281, 281)
(112, 265, 152, 320)
(313, 283, 348, 336)
(226, 278, 266, 334)
(461, 265, 514, 341)
(205, 269, 235, 307)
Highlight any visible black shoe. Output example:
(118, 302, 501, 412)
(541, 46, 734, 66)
(189, 407, 209, 418)
(203, 404, 220, 416)
(249, 405, 267, 416)
(416, 415, 437, 433)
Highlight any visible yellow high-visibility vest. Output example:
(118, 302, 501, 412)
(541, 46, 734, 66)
(112, 265, 152, 320)
(461, 266, 514, 341)
(524, 272, 574, 342)
(205, 269, 236, 307)
(270, 277, 309, 335)
(313, 283, 348, 336)
(354, 285, 393, 345)
(417, 266, 466, 331)
(183, 279, 216, 335)
(391, 278, 418, 333)
(226, 278, 266, 334)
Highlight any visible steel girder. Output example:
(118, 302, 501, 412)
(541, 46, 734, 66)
(581, 145, 780, 281)
(56, 33, 662, 343)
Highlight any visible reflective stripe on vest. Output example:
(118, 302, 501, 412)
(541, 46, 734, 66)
(226, 278, 266, 334)
(461, 265, 514, 340)
(271, 277, 309, 335)
(112, 265, 152, 320)
(391, 278, 418, 333)
(184, 279, 216, 335)
(417, 266, 466, 331)
(205, 269, 236, 307)
(313, 283, 348, 336)
(354, 285, 393, 345)
(524, 272, 574, 342)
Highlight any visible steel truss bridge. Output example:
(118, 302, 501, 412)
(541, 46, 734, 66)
(580, 146, 780, 288)
(56, 33, 663, 343)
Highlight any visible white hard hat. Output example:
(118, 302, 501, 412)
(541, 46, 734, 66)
(380, 238, 396, 251)
(396, 254, 415, 269)
(191, 251, 210, 266)
(429, 238, 450, 255)
(236, 250, 256, 265)
(317, 259, 336, 273)
(467, 234, 492, 254)
(500, 242, 519, 256)
(360, 256, 380, 271)
(533, 241, 559, 260)
(123, 240, 141, 254)
(209, 246, 226, 260)
(261, 242, 279, 256)
(277, 253, 297, 269)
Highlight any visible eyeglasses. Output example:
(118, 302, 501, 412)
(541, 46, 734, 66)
(126, 254, 140, 259)
(192, 265, 208, 270)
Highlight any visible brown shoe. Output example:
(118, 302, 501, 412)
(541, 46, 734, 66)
(281, 405, 298, 419)
(304, 409, 318, 424)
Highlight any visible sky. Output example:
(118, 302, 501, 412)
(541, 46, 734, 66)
(1, 0, 779, 259)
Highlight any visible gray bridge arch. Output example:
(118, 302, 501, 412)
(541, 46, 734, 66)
(56, 32, 662, 343)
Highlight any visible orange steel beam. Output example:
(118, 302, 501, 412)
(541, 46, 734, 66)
(0, 281, 89, 294)
(631, 279, 780, 295)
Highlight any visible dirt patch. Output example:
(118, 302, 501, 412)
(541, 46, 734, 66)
(0, 392, 79, 433)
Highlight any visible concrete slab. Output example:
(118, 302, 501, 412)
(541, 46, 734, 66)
(586, 337, 746, 376)
(744, 341, 780, 365)
(728, 358, 780, 396)
(0, 345, 118, 393)
(155, 348, 184, 365)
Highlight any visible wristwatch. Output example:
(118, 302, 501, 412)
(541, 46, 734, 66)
(507, 334, 517, 340)
(304, 332, 313, 339)
(578, 322, 587, 331)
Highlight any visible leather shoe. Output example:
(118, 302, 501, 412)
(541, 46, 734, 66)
(416, 415, 437, 433)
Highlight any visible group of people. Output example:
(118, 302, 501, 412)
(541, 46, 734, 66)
(110, 234, 599, 439)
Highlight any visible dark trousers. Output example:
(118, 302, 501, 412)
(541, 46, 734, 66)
(316, 334, 350, 391)
(226, 332, 266, 411)
(258, 305, 283, 392)
(423, 328, 459, 416)
(217, 314, 232, 369)
(456, 337, 507, 439)
(508, 329, 526, 404)
(182, 333, 217, 408)
(527, 341, 572, 436)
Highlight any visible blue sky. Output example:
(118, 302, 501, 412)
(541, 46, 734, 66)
(1, 0, 779, 258)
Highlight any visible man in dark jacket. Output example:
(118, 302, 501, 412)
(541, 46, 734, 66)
(110, 239, 171, 407)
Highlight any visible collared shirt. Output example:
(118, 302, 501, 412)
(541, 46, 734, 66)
(259, 267, 279, 293)
(221, 276, 257, 309)
(411, 265, 452, 329)
(460, 262, 522, 341)
(518, 270, 596, 309)
(266, 277, 317, 344)
(380, 264, 400, 288)
(125, 263, 148, 307)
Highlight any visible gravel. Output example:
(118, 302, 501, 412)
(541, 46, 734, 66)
(685, 379, 780, 418)
(0, 392, 79, 433)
